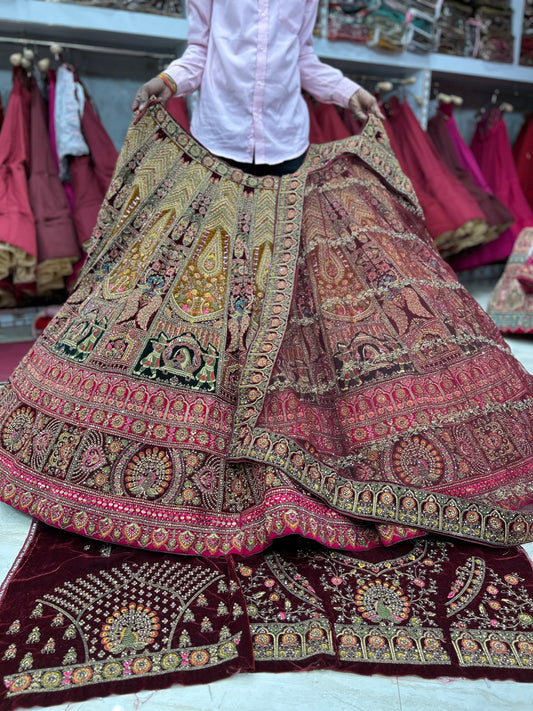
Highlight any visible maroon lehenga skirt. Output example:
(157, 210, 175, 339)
(0, 101, 532, 556)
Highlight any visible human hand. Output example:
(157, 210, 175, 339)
(132, 76, 173, 112)
(348, 88, 384, 122)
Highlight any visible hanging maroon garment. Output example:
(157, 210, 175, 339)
(314, 102, 351, 141)
(305, 95, 326, 144)
(428, 103, 514, 252)
(342, 107, 362, 136)
(381, 111, 451, 240)
(513, 113, 533, 211)
(385, 97, 486, 254)
(79, 92, 119, 195)
(452, 108, 533, 271)
(69, 155, 106, 250)
(0, 68, 37, 302)
(68, 80, 116, 251)
(28, 79, 80, 294)
(166, 96, 191, 132)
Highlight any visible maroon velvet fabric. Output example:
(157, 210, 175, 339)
(0, 523, 254, 710)
(1, 524, 532, 710)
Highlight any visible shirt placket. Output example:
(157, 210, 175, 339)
(250, 0, 269, 163)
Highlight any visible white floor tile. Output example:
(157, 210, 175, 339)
(397, 675, 533, 711)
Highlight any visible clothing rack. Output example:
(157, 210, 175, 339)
(0, 36, 175, 60)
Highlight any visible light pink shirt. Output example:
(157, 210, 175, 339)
(165, 0, 360, 164)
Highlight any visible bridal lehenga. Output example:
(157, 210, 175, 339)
(0, 101, 532, 556)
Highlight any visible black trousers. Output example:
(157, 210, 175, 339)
(221, 151, 307, 177)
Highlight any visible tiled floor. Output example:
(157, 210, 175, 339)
(1, 278, 533, 711)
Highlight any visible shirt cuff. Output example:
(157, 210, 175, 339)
(163, 61, 196, 97)
(331, 77, 361, 109)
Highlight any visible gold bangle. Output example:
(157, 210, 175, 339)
(158, 72, 177, 94)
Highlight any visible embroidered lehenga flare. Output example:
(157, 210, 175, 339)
(0, 103, 532, 556)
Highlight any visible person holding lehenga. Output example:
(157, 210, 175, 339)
(0, 0, 532, 556)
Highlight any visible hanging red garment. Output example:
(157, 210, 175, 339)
(0, 68, 37, 304)
(385, 97, 487, 255)
(314, 102, 351, 141)
(28, 79, 80, 295)
(381, 110, 455, 244)
(513, 113, 533, 211)
(69, 155, 106, 251)
(165, 96, 191, 132)
(79, 92, 119, 195)
(427, 102, 514, 256)
(305, 95, 326, 144)
(452, 108, 533, 271)
(342, 107, 362, 136)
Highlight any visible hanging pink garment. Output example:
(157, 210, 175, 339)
(441, 103, 494, 195)
(513, 113, 533, 211)
(79, 92, 118, 195)
(28, 79, 80, 294)
(428, 103, 514, 251)
(385, 97, 487, 255)
(0, 68, 37, 304)
(166, 96, 191, 131)
(314, 102, 351, 141)
(451, 108, 533, 271)
(305, 95, 326, 144)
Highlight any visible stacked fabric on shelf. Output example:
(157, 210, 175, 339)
(437, 0, 514, 60)
(520, 0, 533, 64)
(327, 0, 442, 52)
(437, 1, 479, 57)
(475, 2, 514, 62)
